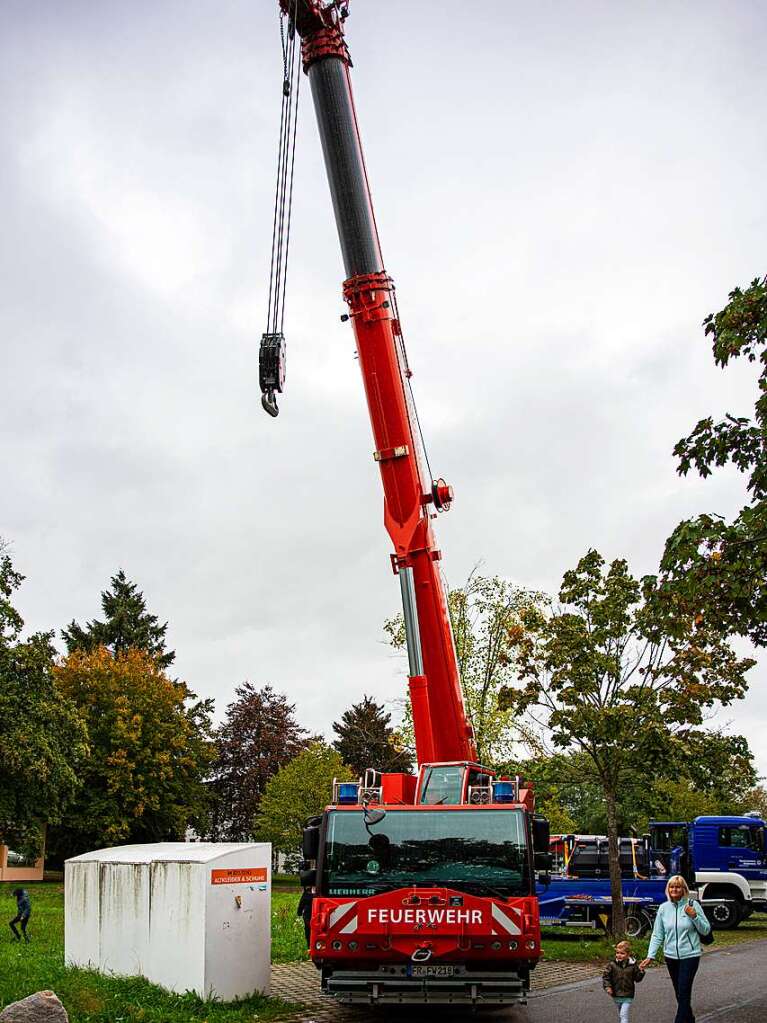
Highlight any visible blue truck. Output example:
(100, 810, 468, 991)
(537, 814, 767, 935)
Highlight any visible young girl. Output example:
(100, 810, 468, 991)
(603, 939, 645, 1021)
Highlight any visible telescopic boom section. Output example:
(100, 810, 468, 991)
(281, 0, 475, 765)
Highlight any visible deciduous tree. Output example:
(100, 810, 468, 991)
(0, 545, 88, 858)
(385, 572, 545, 765)
(511, 732, 757, 837)
(651, 275, 767, 645)
(502, 549, 753, 936)
(332, 695, 411, 776)
(207, 683, 311, 841)
(62, 569, 174, 668)
(254, 743, 350, 856)
(51, 647, 214, 857)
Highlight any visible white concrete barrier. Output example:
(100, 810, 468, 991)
(65, 842, 271, 1000)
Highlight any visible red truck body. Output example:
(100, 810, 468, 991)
(263, 1, 547, 1005)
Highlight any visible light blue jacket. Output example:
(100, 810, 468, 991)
(647, 898, 711, 961)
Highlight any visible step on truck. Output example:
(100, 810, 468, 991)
(258, 0, 551, 1007)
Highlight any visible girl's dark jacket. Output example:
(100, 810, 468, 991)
(602, 958, 645, 998)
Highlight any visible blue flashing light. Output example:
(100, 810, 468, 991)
(337, 783, 359, 804)
(493, 781, 516, 803)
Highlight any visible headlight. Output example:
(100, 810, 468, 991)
(348, 941, 358, 951)
(315, 941, 325, 951)
(491, 941, 502, 950)
(332, 941, 342, 950)
(508, 941, 518, 951)
(525, 939, 537, 951)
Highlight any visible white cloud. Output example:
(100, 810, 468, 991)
(1, 0, 765, 782)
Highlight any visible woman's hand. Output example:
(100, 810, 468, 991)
(639, 958, 653, 970)
(684, 903, 697, 919)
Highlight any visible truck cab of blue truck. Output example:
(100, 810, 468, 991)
(650, 814, 766, 928)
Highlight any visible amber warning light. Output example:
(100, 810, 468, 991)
(210, 868, 268, 885)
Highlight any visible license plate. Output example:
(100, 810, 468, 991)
(408, 965, 456, 978)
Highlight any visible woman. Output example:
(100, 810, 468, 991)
(640, 874, 711, 1023)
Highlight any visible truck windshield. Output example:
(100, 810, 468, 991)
(322, 809, 531, 897)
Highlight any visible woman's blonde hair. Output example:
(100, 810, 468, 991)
(666, 874, 690, 898)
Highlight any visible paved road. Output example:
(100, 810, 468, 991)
(286, 941, 767, 1023)
(448, 940, 767, 1023)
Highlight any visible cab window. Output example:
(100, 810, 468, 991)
(719, 827, 758, 849)
(420, 765, 465, 805)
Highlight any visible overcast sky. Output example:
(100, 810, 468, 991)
(2, 1, 765, 782)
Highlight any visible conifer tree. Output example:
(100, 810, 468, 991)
(62, 569, 174, 668)
(332, 695, 411, 776)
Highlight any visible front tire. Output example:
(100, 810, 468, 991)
(706, 901, 741, 930)
(625, 909, 652, 938)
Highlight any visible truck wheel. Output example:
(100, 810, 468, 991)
(707, 901, 741, 930)
(624, 910, 651, 939)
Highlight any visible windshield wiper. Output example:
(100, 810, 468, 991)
(434, 879, 513, 900)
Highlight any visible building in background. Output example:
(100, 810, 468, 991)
(0, 832, 46, 882)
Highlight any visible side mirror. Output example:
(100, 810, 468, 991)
(532, 815, 550, 853)
(535, 850, 553, 871)
(302, 817, 322, 860)
(299, 867, 317, 889)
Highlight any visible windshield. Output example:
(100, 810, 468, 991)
(322, 808, 531, 897)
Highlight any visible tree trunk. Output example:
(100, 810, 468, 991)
(605, 784, 626, 938)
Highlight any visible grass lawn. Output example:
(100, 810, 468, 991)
(4, 882, 765, 1019)
(1, 883, 301, 1022)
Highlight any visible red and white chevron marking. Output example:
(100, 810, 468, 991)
(490, 902, 522, 936)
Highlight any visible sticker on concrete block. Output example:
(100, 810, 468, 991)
(211, 868, 268, 885)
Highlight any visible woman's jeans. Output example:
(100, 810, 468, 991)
(666, 955, 700, 1023)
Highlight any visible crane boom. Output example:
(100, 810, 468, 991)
(265, 6, 548, 1006)
(277, 0, 475, 765)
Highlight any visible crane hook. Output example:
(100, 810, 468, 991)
(261, 391, 280, 417)
(259, 332, 286, 418)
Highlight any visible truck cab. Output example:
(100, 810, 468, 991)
(301, 768, 548, 1006)
(650, 816, 767, 928)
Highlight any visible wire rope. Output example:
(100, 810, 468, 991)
(266, 1, 301, 337)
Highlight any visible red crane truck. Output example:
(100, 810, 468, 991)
(260, 1, 550, 1006)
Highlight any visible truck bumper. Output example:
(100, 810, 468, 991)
(322, 966, 529, 1005)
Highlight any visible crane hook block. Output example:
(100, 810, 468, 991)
(259, 332, 286, 417)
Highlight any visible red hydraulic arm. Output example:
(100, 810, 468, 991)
(266, 0, 475, 766)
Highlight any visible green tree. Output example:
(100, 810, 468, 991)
(254, 743, 351, 857)
(385, 572, 545, 765)
(741, 784, 767, 820)
(207, 683, 311, 841)
(62, 569, 174, 668)
(512, 732, 757, 837)
(50, 647, 214, 857)
(332, 695, 411, 776)
(0, 543, 88, 858)
(651, 275, 767, 646)
(502, 549, 752, 936)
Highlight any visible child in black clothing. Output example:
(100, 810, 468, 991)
(9, 888, 31, 943)
(603, 939, 645, 1022)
